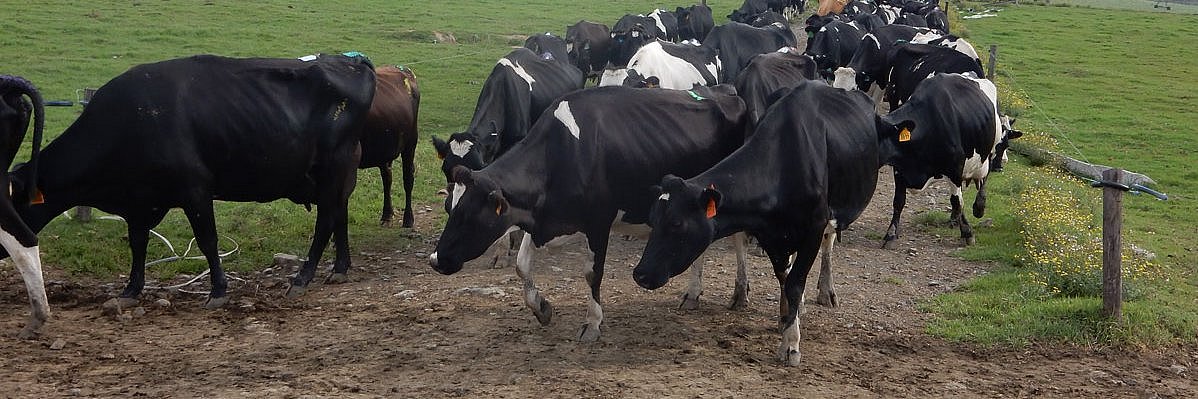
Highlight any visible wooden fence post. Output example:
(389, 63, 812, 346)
(987, 45, 998, 80)
(1102, 168, 1124, 322)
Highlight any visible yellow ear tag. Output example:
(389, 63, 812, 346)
(898, 127, 912, 142)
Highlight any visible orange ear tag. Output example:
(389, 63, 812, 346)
(32, 188, 45, 205)
(898, 127, 912, 142)
(705, 197, 717, 219)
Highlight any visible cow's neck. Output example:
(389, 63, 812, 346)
(481, 141, 549, 231)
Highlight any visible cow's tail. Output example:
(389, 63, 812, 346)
(0, 75, 43, 205)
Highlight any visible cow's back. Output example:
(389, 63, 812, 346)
(360, 65, 418, 168)
(734, 51, 818, 125)
(41, 54, 376, 205)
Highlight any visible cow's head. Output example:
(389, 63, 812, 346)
(609, 25, 653, 68)
(875, 114, 935, 190)
(524, 33, 568, 63)
(633, 175, 720, 290)
(432, 134, 486, 213)
(565, 25, 591, 72)
(990, 116, 1022, 172)
(429, 165, 516, 275)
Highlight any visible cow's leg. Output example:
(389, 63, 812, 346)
(729, 232, 750, 310)
(109, 210, 169, 310)
(289, 162, 356, 295)
(515, 232, 553, 326)
(578, 231, 610, 342)
(181, 201, 230, 309)
(816, 220, 839, 307)
(764, 244, 794, 328)
(778, 227, 823, 367)
(401, 144, 417, 228)
(679, 260, 702, 310)
(883, 171, 907, 249)
(951, 185, 975, 246)
(0, 193, 49, 339)
(326, 163, 358, 284)
(973, 178, 988, 219)
(288, 207, 334, 297)
(378, 164, 394, 226)
(499, 229, 521, 268)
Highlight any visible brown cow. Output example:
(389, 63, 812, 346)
(816, 0, 848, 16)
(360, 65, 420, 227)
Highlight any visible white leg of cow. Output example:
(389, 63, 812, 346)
(515, 233, 554, 326)
(816, 220, 838, 307)
(728, 232, 750, 310)
(0, 229, 48, 339)
(778, 317, 802, 366)
(679, 260, 702, 310)
(578, 233, 607, 342)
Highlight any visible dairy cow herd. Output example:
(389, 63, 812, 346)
(2, 0, 1020, 366)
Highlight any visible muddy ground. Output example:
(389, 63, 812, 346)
(1, 167, 1195, 398)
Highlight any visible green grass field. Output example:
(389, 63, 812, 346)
(1036, 0, 1198, 14)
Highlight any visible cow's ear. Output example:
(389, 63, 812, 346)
(700, 185, 722, 219)
(645, 76, 660, 88)
(451, 165, 474, 185)
(488, 190, 509, 216)
(432, 136, 449, 160)
(1007, 129, 1024, 140)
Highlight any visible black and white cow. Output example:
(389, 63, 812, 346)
(850, 12, 888, 33)
(804, 20, 865, 77)
(675, 4, 715, 42)
(702, 22, 797, 83)
(0, 75, 47, 339)
(925, 8, 949, 33)
(831, 24, 925, 93)
(599, 39, 720, 89)
(6, 54, 376, 308)
(746, 10, 790, 28)
(842, 0, 878, 16)
(730, 0, 805, 23)
(566, 20, 612, 82)
(633, 80, 880, 366)
(732, 49, 818, 125)
(524, 32, 571, 63)
(878, 73, 1008, 248)
(883, 42, 985, 109)
(894, 13, 929, 28)
(648, 9, 680, 42)
(610, 14, 662, 67)
(434, 47, 583, 174)
(429, 85, 751, 341)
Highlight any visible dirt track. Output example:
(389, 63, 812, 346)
(1, 168, 1195, 398)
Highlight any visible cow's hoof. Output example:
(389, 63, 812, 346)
(285, 284, 307, 299)
(778, 347, 802, 366)
(679, 292, 701, 310)
(379, 219, 394, 228)
(325, 273, 349, 284)
(728, 293, 748, 311)
(402, 214, 415, 229)
(577, 324, 601, 342)
(102, 297, 139, 314)
(532, 299, 554, 326)
(202, 296, 229, 309)
(961, 236, 976, 246)
(882, 239, 898, 250)
(816, 291, 838, 308)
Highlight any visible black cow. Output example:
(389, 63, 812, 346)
(702, 22, 797, 83)
(610, 14, 662, 67)
(850, 12, 887, 33)
(7, 54, 376, 308)
(732, 49, 818, 125)
(675, 4, 715, 42)
(831, 24, 925, 93)
(524, 33, 571, 63)
(429, 85, 751, 341)
(805, 20, 866, 77)
(925, 8, 949, 33)
(566, 21, 612, 81)
(0, 75, 47, 339)
(746, 10, 790, 28)
(633, 80, 879, 366)
(894, 13, 929, 28)
(884, 42, 985, 109)
(878, 73, 1008, 248)
(599, 39, 720, 89)
(360, 65, 419, 228)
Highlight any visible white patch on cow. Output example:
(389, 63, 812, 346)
(599, 68, 629, 87)
(649, 9, 668, 36)
(450, 183, 466, 209)
(553, 101, 582, 139)
(497, 58, 536, 91)
(429, 251, 438, 264)
(832, 67, 857, 90)
(911, 31, 944, 44)
(0, 227, 48, 337)
(771, 22, 785, 30)
(776, 47, 791, 54)
(566, 42, 574, 53)
(778, 318, 802, 365)
(631, 30, 640, 38)
(681, 39, 701, 46)
(819, 26, 829, 33)
(865, 34, 880, 50)
(581, 243, 603, 340)
(298, 54, 318, 62)
(658, 193, 670, 201)
(449, 139, 474, 157)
